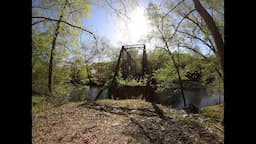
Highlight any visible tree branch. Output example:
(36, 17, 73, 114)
(59, 60, 74, 64)
(186, 16, 206, 33)
(32, 19, 48, 25)
(32, 6, 49, 9)
(32, 16, 97, 42)
(119, 0, 128, 15)
(166, 9, 195, 42)
(193, 0, 224, 75)
(63, 44, 72, 52)
(105, 0, 130, 21)
(179, 45, 222, 79)
(185, 16, 215, 49)
(32, 2, 58, 10)
(32, 6, 53, 10)
(179, 45, 207, 59)
(69, 8, 82, 14)
(177, 30, 215, 53)
(162, 0, 185, 18)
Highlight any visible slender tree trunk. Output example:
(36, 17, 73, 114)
(219, 76, 221, 104)
(47, 1, 68, 99)
(32, 59, 36, 70)
(171, 55, 186, 107)
(192, 0, 224, 79)
(85, 62, 92, 98)
(164, 41, 186, 107)
(94, 88, 105, 101)
(85, 62, 92, 85)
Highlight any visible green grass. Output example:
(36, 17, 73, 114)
(127, 136, 134, 143)
(201, 104, 224, 123)
(32, 96, 53, 113)
(96, 99, 152, 109)
(32, 96, 44, 104)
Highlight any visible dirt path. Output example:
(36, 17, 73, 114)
(32, 100, 224, 144)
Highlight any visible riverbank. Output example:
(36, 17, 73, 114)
(32, 99, 224, 144)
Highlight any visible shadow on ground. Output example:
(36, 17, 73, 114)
(79, 100, 223, 144)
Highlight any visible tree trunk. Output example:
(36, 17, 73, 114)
(171, 54, 187, 107)
(94, 88, 105, 101)
(218, 76, 221, 104)
(192, 0, 224, 126)
(47, 1, 68, 99)
(164, 41, 186, 107)
(85, 62, 92, 86)
(192, 0, 224, 79)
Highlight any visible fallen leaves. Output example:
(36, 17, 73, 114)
(32, 100, 224, 144)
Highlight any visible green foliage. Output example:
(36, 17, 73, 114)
(153, 52, 221, 96)
(32, 0, 94, 104)
(32, 96, 45, 105)
(68, 58, 89, 84)
(68, 85, 89, 102)
(154, 60, 177, 91)
(147, 48, 170, 72)
(53, 82, 72, 104)
(89, 62, 114, 85)
(32, 59, 48, 95)
(117, 78, 146, 87)
(52, 60, 90, 104)
(31, 0, 224, 107)
(155, 87, 181, 106)
(32, 96, 53, 113)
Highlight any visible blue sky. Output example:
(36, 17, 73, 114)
(81, 1, 152, 48)
(32, 0, 218, 56)
(82, 6, 118, 46)
(77, 0, 214, 55)
(32, 0, 213, 56)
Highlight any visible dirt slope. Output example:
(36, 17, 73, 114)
(32, 99, 224, 144)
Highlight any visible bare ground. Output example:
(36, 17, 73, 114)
(32, 99, 224, 144)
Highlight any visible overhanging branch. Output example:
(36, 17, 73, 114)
(185, 16, 215, 49)
(179, 45, 222, 79)
(177, 30, 215, 53)
(32, 19, 48, 25)
(179, 45, 207, 59)
(105, 0, 130, 21)
(32, 16, 97, 42)
(162, 0, 185, 18)
(166, 9, 195, 42)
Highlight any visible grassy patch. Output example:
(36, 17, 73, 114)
(32, 96, 53, 113)
(201, 104, 224, 123)
(127, 136, 133, 143)
(96, 99, 151, 109)
(32, 96, 44, 104)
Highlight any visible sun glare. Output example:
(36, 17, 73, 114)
(115, 7, 151, 44)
